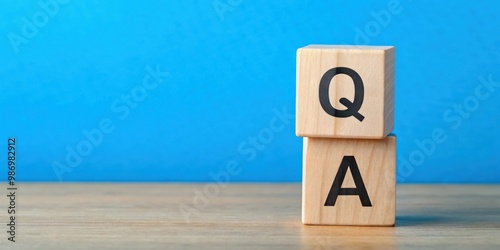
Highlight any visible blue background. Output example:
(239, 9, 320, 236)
(1, 0, 499, 182)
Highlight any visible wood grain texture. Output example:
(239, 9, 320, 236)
(302, 136, 396, 226)
(296, 45, 394, 139)
(6, 183, 500, 249)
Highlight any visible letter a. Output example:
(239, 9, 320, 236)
(324, 156, 372, 207)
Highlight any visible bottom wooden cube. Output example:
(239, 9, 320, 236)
(302, 135, 396, 226)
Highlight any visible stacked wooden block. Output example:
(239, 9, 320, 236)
(296, 45, 396, 226)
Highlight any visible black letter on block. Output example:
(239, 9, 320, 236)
(324, 156, 372, 207)
(319, 67, 365, 121)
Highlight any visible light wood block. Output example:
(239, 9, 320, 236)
(296, 45, 394, 139)
(302, 135, 396, 226)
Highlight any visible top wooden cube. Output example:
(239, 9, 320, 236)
(296, 45, 395, 139)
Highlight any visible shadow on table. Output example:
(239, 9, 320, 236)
(396, 215, 451, 227)
(396, 207, 500, 227)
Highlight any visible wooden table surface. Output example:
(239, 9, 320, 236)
(4, 184, 500, 249)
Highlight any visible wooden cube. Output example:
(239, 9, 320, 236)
(302, 135, 396, 226)
(296, 45, 394, 139)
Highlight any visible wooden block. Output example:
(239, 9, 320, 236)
(302, 135, 396, 226)
(296, 45, 394, 139)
